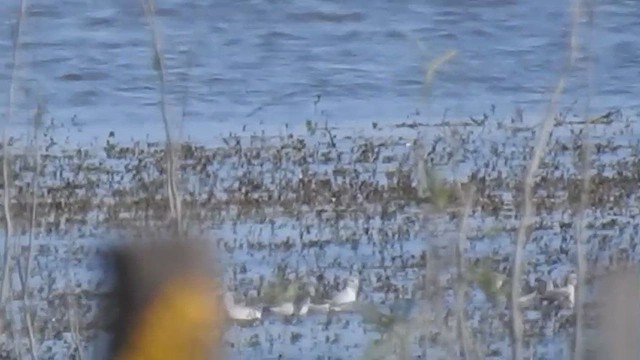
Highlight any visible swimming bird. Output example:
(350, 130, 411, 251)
(308, 302, 331, 312)
(543, 270, 556, 291)
(223, 293, 262, 321)
(307, 276, 360, 312)
(294, 285, 313, 316)
(541, 273, 577, 308)
(331, 276, 359, 306)
(517, 278, 547, 308)
(268, 301, 295, 316)
(328, 276, 360, 311)
(266, 284, 314, 316)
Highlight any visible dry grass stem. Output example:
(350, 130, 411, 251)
(1, 0, 28, 308)
(140, 0, 183, 231)
(66, 280, 84, 360)
(19, 102, 45, 360)
(454, 185, 479, 359)
(573, 0, 594, 357)
(510, 0, 578, 357)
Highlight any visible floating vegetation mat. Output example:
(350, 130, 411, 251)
(0, 110, 639, 359)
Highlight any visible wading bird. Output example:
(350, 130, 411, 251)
(224, 293, 263, 321)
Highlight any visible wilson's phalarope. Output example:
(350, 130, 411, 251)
(294, 285, 313, 316)
(309, 275, 360, 312)
(224, 293, 262, 321)
(541, 273, 577, 308)
(267, 284, 314, 316)
(517, 278, 547, 308)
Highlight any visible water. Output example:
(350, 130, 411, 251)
(0, 1, 638, 358)
(0, 0, 639, 139)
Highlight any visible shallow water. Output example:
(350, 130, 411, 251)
(0, 118, 636, 358)
(0, 0, 639, 137)
(3, 199, 633, 358)
(0, 1, 639, 358)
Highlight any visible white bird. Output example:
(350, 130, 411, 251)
(268, 301, 295, 316)
(518, 291, 538, 308)
(307, 276, 360, 312)
(224, 293, 262, 321)
(544, 272, 556, 291)
(541, 273, 577, 308)
(330, 276, 359, 310)
(334, 276, 359, 303)
(295, 288, 313, 316)
(308, 302, 331, 312)
(297, 296, 311, 316)
(518, 278, 546, 308)
(267, 284, 313, 316)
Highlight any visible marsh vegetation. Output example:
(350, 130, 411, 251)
(0, 106, 637, 358)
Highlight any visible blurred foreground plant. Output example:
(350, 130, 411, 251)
(111, 229, 225, 360)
